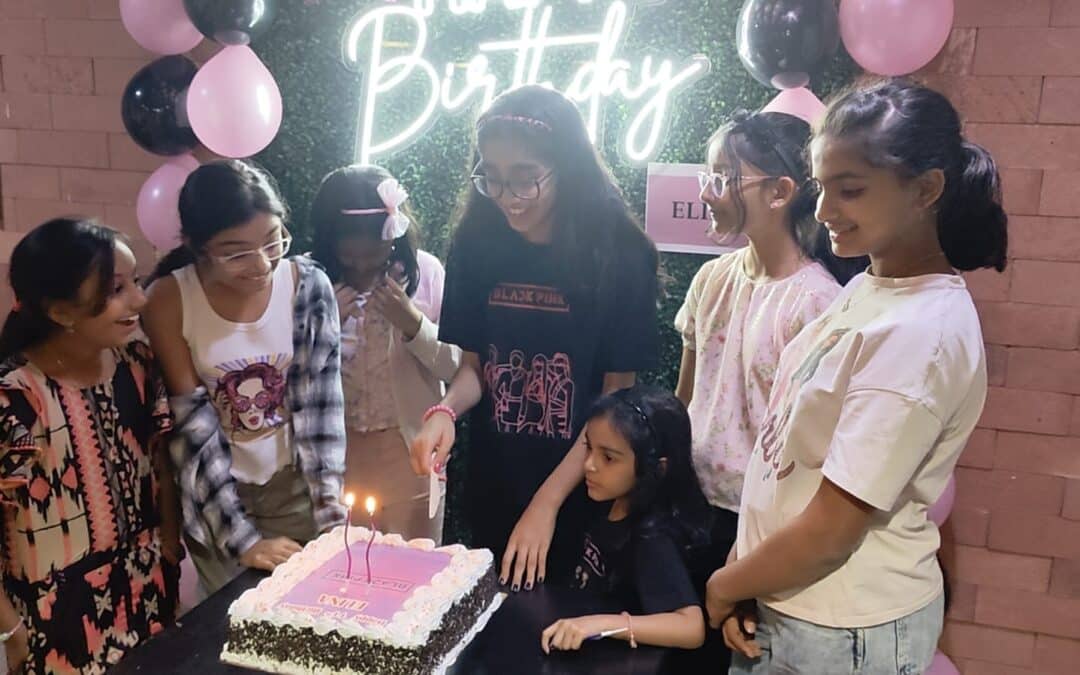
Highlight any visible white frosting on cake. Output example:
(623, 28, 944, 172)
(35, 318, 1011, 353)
(226, 527, 493, 649)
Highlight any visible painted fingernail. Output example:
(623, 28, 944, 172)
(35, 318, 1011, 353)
(499, 577, 507, 586)
(512, 584, 520, 592)
(538, 577, 545, 584)
(525, 582, 533, 590)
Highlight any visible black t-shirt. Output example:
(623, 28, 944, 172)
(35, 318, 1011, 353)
(439, 223, 659, 562)
(573, 515, 701, 614)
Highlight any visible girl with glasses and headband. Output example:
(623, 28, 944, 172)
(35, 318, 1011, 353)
(410, 85, 661, 595)
(674, 110, 866, 671)
(310, 164, 461, 543)
(143, 160, 347, 596)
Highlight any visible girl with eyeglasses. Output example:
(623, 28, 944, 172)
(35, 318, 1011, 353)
(310, 165, 461, 543)
(674, 111, 865, 671)
(410, 85, 661, 593)
(143, 160, 347, 596)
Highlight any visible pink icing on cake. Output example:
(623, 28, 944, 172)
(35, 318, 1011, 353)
(277, 542, 452, 625)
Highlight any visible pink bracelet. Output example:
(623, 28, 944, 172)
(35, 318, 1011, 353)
(621, 612, 637, 649)
(424, 404, 457, 423)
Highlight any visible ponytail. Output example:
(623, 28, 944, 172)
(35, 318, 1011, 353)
(938, 142, 1008, 272)
(146, 245, 197, 287)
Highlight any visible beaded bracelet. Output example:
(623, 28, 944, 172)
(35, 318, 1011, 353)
(423, 404, 457, 424)
(0, 616, 23, 643)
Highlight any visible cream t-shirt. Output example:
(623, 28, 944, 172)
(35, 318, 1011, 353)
(737, 271, 987, 627)
(675, 249, 840, 512)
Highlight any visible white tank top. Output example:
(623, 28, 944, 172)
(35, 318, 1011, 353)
(173, 261, 294, 485)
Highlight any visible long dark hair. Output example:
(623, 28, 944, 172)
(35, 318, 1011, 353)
(817, 78, 1008, 272)
(309, 164, 420, 296)
(451, 85, 659, 313)
(587, 385, 712, 552)
(147, 159, 289, 283)
(711, 110, 866, 284)
(0, 218, 118, 360)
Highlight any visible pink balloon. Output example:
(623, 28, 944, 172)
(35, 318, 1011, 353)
(761, 87, 826, 125)
(186, 46, 283, 158)
(839, 0, 954, 76)
(928, 473, 956, 527)
(137, 155, 199, 251)
(120, 0, 203, 55)
(925, 651, 960, 675)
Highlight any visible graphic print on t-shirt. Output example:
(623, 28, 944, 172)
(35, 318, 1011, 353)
(574, 531, 606, 590)
(211, 354, 289, 441)
(757, 329, 850, 481)
(484, 346, 575, 439)
(489, 282, 570, 313)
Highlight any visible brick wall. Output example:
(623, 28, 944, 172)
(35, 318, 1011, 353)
(1, 0, 1078, 673)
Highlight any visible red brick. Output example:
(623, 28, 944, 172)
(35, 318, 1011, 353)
(996, 431, 1080, 478)
(1000, 168, 1043, 215)
(1, 55, 94, 95)
(0, 164, 60, 200)
(1008, 216, 1080, 261)
(987, 345, 1008, 387)
(0, 92, 53, 130)
(59, 168, 145, 205)
(0, 19, 46, 56)
(1073, 396, 1080, 435)
(51, 94, 123, 132)
(15, 130, 108, 168)
(1064, 479, 1080, 519)
(967, 124, 1080, 170)
(1034, 634, 1080, 674)
(949, 580, 978, 621)
(942, 621, 1035, 667)
(976, 302, 1080, 349)
(960, 428, 997, 469)
(1, 198, 16, 230)
(45, 19, 150, 59)
(951, 505, 992, 546)
(980, 386, 1075, 435)
(962, 660, 1038, 675)
(919, 75, 1042, 123)
(0, 0, 89, 18)
(107, 133, 165, 172)
(988, 510, 1080, 558)
(8, 198, 104, 232)
(87, 0, 119, 19)
(927, 28, 978, 75)
(1009, 260, 1080, 306)
(1051, 0, 1080, 25)
(954, 0, 1052, 27)
(1048, 557, 1080, 597)
(1006, 348, 1080, 395)
(0, 130, 16, 163)
(956, 467, 1065, 515)
(1040, 77, 1080, 123)
(974, 28, 1080, 75)
(91, 57, 149, 96)
(1039, 171, 1080, 217)
(963, 266, 1012, 302)
(954, 545, 1052, 592)
(103, 203, 139, 238)
(976, 586, 1080, 639)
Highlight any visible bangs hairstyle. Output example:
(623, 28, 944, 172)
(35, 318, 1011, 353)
(310, 164, 420, 296)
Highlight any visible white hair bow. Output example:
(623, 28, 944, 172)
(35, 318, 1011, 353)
(340, 178, 412, 241)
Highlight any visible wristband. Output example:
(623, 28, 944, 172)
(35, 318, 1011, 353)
(621, 612, 637, 649)
(423, 404, 457, 424)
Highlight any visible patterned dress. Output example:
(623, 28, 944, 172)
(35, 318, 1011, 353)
(0, 341, 177, 674)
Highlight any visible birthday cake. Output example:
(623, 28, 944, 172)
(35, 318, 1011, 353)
(221, 528, 502, 675)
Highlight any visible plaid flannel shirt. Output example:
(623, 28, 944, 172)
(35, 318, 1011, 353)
(169, 256, 347, 557)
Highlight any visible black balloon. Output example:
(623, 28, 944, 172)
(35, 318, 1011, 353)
(735, 0, 839, 90)
(183, 0, 278, 46)
(121, 56, 198, 156)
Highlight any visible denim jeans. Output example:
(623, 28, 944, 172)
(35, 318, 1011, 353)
(730, 594, 944, 675)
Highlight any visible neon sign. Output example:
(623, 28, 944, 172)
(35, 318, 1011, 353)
(343, 0, 710, 164)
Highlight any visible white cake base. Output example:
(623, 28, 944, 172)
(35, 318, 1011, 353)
(220, 592, 507, 675)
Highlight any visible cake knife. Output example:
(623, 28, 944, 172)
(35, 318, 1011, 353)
(429, 452, 446, 519)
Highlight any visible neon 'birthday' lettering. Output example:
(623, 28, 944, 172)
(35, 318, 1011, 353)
(343, 1, 709, 164)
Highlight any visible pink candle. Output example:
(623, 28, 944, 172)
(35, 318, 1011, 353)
(364, 496, 377, 585)
(343, 493, 355, 581)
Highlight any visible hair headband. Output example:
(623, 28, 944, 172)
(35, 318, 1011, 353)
(340, 178, 411, 241)
(732, 111, 804, 181)
(477, 114, 552, 133)
(612, 390, 661, 460)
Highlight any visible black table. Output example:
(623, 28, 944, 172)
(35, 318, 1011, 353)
(112, 570, 670, 675)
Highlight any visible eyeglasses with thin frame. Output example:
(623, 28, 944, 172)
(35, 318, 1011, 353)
(207, 231, 292, 270)
(697, 171, 780, 200)
(470, 167, 555, 201)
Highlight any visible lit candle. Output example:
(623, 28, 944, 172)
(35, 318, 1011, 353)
(365, 496, 377, 585)
(344, 493, 355, 581)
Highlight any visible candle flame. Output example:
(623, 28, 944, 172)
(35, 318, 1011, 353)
(365, 496, 376, 515)
(344, 493, 355, 508)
